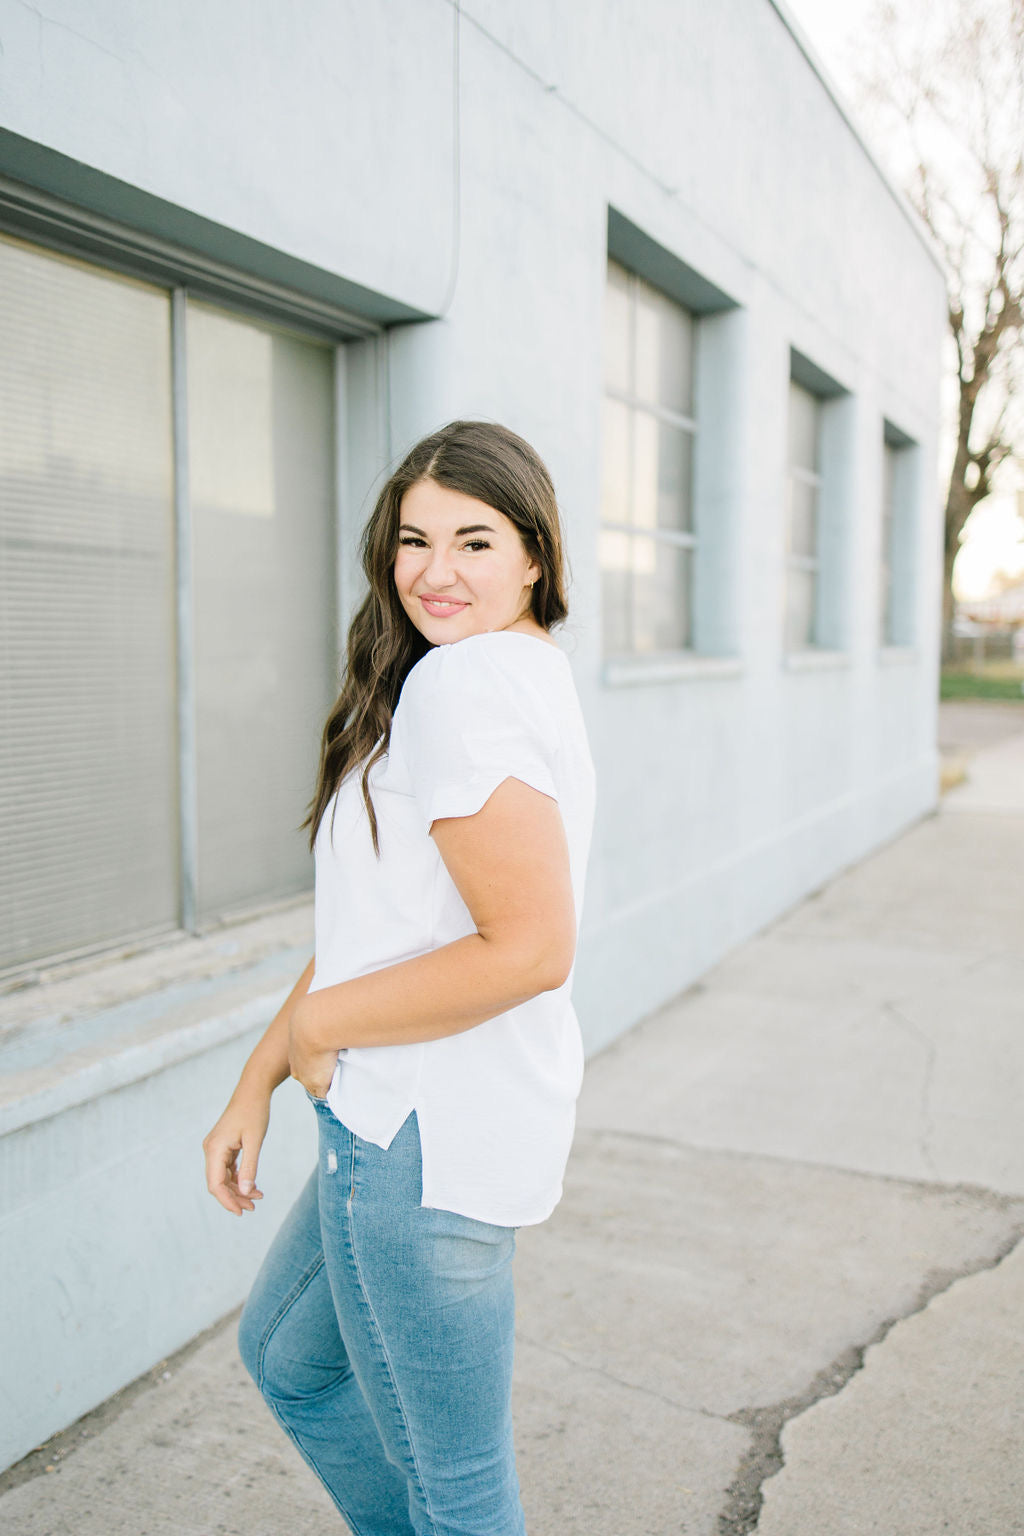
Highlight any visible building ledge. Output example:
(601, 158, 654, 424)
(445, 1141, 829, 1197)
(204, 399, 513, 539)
(0, 903, 314, 1138)
(602, 652, 743, 687)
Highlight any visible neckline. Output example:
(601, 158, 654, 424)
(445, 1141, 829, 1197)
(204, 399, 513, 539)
(436, 629, 568, 657)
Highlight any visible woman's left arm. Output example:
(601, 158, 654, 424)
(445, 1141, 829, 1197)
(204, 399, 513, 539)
(288, 776, 576, 1097)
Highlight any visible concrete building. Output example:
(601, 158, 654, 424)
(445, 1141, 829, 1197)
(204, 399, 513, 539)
(0, 0, 945, 1471)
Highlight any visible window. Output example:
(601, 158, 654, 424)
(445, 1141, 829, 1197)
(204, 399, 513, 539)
(880, 440, 897, 643)
(187, 302, 337, 919)
(0, 230, 339, 977)
(880, 420, 918, 648)
(784, 351, 851, 655)
(600, 259, 697, 656)
(785, 379, 822, 651)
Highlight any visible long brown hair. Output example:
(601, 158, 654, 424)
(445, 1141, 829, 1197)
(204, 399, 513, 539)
(302, 420, 570, 856)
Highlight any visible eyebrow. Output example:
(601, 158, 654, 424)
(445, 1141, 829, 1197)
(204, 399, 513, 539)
(398, 523, 497, 537)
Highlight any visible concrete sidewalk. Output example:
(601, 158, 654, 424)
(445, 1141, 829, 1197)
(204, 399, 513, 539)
(3, 701, 1023, 1535)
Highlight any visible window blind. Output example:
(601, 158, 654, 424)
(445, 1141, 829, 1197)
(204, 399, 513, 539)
(0, 233, 179, 972)
(186, 301, 337, 919)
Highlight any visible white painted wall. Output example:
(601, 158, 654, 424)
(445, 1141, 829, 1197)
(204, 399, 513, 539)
(0, 0, 945, 1468)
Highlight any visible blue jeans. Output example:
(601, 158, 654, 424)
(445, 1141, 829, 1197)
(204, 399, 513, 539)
(238, 1102, 527, 1536)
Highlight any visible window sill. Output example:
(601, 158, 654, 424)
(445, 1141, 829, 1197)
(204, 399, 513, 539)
(782, 648, 850, 672)
(0, 902, 314, 1138)
(602, 652, 743, 687)
(877, 645, 919, 666)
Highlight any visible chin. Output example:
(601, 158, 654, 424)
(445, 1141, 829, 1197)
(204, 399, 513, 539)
(409, 615, 466, 644)
(432, 623, 476, 644)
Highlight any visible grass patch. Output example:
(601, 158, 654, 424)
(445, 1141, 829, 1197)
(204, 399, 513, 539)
(940, 670, 1024, 700)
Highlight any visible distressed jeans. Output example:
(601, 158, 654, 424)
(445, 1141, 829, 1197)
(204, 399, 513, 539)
(238, 1103, 527, 1536)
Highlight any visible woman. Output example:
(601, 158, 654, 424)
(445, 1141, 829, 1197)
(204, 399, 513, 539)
(202, 419, 596, 1536)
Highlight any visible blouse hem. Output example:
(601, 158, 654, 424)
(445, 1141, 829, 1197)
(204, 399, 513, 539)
(418, 1186, 563, 1229)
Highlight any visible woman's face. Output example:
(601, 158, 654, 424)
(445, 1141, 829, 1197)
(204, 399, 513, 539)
(393, 479, 542, 645)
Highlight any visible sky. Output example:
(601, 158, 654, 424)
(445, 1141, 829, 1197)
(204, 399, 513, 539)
(778, 0, 873, 96)
(781, 0, 1024, 599)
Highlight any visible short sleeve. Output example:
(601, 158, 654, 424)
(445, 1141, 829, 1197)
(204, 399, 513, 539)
(395, 637, 561, 836)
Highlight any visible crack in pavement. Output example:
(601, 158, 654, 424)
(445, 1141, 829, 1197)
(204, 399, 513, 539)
(714, 1224, 1024, 1536)
(515, 1331, 731, 1423)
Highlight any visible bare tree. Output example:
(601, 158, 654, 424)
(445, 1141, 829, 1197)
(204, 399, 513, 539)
(855, 0, 1024, 660)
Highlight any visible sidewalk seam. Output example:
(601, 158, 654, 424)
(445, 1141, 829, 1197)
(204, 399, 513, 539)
(880, 998, 939, 1180)
(576, 1124, 1024, 1207)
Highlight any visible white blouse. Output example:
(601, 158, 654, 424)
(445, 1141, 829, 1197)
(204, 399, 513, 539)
(309, 629, 597, 1227)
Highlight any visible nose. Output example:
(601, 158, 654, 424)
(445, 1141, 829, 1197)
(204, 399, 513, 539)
(422, 545, 457, 588)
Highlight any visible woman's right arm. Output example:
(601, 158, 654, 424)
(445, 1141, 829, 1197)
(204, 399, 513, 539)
(202, 953, 316, 1216)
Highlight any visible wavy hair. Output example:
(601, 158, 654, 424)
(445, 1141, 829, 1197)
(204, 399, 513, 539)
(301, 420, 570, 857)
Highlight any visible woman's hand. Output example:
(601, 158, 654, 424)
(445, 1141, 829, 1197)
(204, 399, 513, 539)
(288, 994, 339, 1100)
(203, 1089, 271, 1216)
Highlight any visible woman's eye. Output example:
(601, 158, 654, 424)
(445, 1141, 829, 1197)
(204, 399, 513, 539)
(395, 536, 491, 551)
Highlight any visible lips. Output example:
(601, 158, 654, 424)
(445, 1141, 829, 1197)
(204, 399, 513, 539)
(420, 595, 468, 617)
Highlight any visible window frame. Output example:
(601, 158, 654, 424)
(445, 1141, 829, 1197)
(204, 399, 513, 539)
(600, 211, 741, 684)
(785, 379, 824, 652)
(600, 258, 700, 660)
(0, 198, 375, 984)
(880, 438, 897, 646)
(880, 418, 919, 651)
(783, 350, 851, 661)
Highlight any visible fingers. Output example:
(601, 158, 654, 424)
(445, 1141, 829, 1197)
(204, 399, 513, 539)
(203, 1135, 259, 1217)
(209, 1154, 248, 1216)
(237, 1138, 264, 1204)
(203, 1098, 271, 1217)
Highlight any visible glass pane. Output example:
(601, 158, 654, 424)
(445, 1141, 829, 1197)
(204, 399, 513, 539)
(881, 442, 896, 564)
(657, 296, 695, 417)
(600, 528, 633, 656)
(881, 441, 897, 644)
(882, 442, 897, 520)
(632, 536, 691, 653)
(600, 396, 632, 526)
(880, 561, 894, 645)
(188, 302, 337, 918)
(0, 233, 178, 970)
(785, 566, 816, 650)
(632, 411, 659, 531)
(604, 260, 632, 393)
(634, 277, 694, 415)
(788, 380, 819, 472)
(657, 421, 694, 533)
(788, 475, 818, 557)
